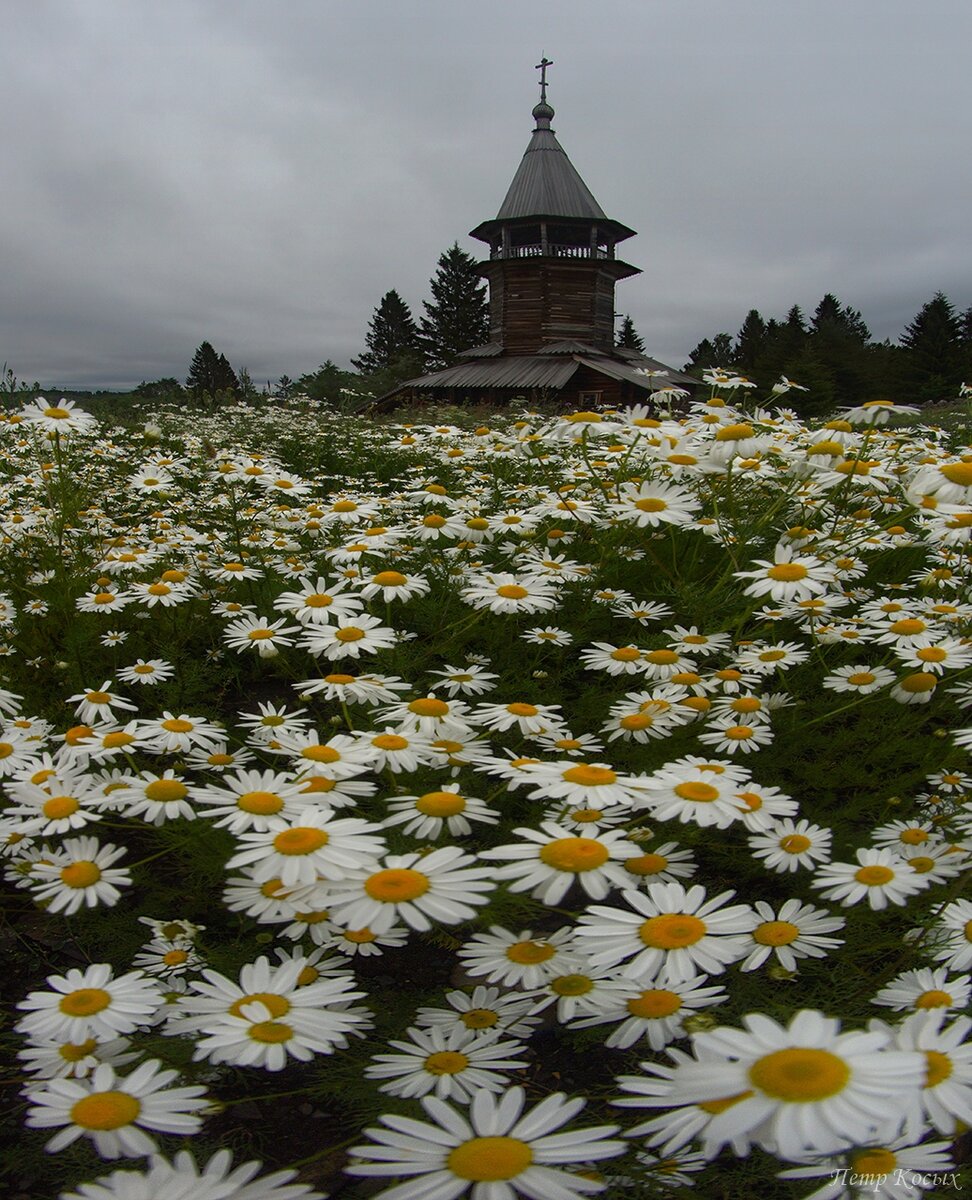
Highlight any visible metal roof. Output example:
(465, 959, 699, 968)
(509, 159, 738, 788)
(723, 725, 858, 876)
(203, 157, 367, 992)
(392, 356, 581, 392)
(470, 103, 636, 243)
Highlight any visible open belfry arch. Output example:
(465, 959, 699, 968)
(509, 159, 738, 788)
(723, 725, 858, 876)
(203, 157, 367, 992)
(383, 59, 696, 408)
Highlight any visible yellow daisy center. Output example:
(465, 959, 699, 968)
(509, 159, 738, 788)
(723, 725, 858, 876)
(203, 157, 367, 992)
(924, 1050, 953, 1088)
(915, 989, 953, 1009)
(144, 779, 189, 803)
(61, 861, 101, 889)
(850, 1148, 897, 1176)
(551, 974, 595, 996)
(238, 791, 285, 815)
(373, 570, 408, 587)
(855, 865, 895, 886)
(627, 989, 682, 1019)
(59, 988, 112, 1016)
(425, 1050, 469, 1075)
(273, 827, 328, 855)
(416, 791, 466, 817)
(71, 1091, 141, 1130)
(364, 868, 429, 902)
(163, 949, 189, 967)
(639, 913, 706, 949)
(767, 563, 808, 581)
(538, 837, 610, 872)
(462, 1008, 499, 1028)
(561, 765, 617, 787)
(634, 497, 668, 512)
(644, 649, 679, 665)
(674, 781, 721, 803)
(227, 991, 291, 1019)
(611, 646, 643, 662)
(506, 702, 539, 716)
(43, 795, 80, 819)
(448, 1138, 533, 1182)
(625, 853, 669, 876)
(847, 671, 876, 686)
(496, 584, 529, 599)
(59, 1039, 98, 1062)
(409, 698, 450, 718)
(85, 691, 112, 705)
(753, 920, 800, 946)
(372, 733, 409, 751)
(780, 834, 811, 854)
(506, 940, 555, 964)
(335, 626, 365, 642)
(940, 462, 972, 486)
(748, 1047, 850, 1101)
(248, 1021, 293, 1043)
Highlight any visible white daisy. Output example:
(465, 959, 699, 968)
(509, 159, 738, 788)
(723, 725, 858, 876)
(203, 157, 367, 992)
(345, 1086, 625, 1199)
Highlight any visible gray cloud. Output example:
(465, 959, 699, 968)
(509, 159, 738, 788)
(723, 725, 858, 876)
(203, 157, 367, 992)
(2, 0, 971, 389)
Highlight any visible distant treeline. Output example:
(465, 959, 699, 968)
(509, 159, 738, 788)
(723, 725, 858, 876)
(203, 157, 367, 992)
(684, 291, 972, 414)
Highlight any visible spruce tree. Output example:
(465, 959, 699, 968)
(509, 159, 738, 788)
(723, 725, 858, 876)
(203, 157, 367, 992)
(352, 290, 423, 376)
(900, 292, 963, 402)
(615, 315, 646, 353)
(186, 341, 239, 401)
(733, 309, 767, 372)
(418, 244, 489, 370)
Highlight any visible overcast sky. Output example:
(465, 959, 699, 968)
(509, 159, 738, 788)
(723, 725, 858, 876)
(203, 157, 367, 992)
(3, 0, 971, 391)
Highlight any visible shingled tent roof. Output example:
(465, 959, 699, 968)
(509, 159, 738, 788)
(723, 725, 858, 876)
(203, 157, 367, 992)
(470, 101, 635, 244)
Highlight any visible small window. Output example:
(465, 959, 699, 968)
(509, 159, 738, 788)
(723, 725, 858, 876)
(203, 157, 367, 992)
(579, 391, 602, 405)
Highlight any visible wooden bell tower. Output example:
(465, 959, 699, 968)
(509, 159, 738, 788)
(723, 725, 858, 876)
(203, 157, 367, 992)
(469, 58, 640, 355)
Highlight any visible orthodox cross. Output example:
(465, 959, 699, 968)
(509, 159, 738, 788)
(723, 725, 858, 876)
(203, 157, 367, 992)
(535, 55, 553, 103)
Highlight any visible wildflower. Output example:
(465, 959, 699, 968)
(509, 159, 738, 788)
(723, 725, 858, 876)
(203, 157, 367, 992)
(116, 659, 176, 686)
(871, 967, 972, 1015)
(613, 481, 701, 528)
(346, 1087, 625, 1198)
(415, 986, 541, 1040)
(137, 712, 224, 754)
(222, 615, 301, 658)
(735, 544, 833, 603)
(300, 613, 398, 659)
(635, 767, 748, 829)
(738, 899, 845, 973)
(30, 837, 131, 915)
(697, 715, 775, 755)
(882, 1010, 972, 1136)
(457, 926, 581, 989)
(575, 883, 755, 983)
(573, 972, 727, 1051)
(358, 568, 432, 603)
(748, 818, 833, 872)
(326, 847, 496, 933)
(777, 1136, 956, 1199)
(520, 759, 643, 809)
(645, 1008, 925, 1159)
(929, 898, 972, 971)
(479, 822, 642, 905)
(273, 575, 364, 624)
(521, 625, 574, 646)
(470, 700, 566, 736)
(65, 682, 138, 725)
(112, 771, 196, 825)
(382, 785, 499, 840)
(24, 1059, 208, 1158)
(57, 1150, 329, 1200)
(461, 571, 561, 615)
(191, 769, 316, 833)
(365, 1025, 529, 1103)
(822, 663, 895, 694)
(811, 847, 930, 910)
(17, 965, 162, 1043)
(427, 663, 500, 696)
(224, 805, 387, 886)
(21, 397, 98, 435)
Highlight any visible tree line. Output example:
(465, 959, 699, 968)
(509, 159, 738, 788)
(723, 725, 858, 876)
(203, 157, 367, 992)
(156, 273, 970, 414)
(685, 291, 972, 414)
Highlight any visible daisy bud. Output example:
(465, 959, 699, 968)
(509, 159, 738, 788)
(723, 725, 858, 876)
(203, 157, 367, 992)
(683, 1012, 719, 1033)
